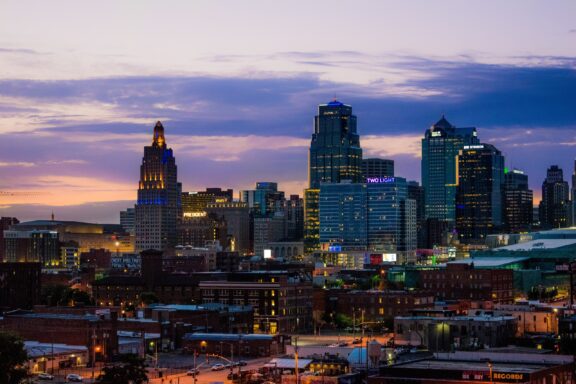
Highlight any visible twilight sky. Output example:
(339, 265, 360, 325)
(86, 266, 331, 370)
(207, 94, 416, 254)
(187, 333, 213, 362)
(0, 0, 575, 223)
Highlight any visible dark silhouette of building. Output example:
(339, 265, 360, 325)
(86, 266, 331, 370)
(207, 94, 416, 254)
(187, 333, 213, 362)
(456, 144, 504, 244)
(539, 165, 571, 229)
(503, 169, 533, 233)
(0, 262, 41, 310)
(362, 158, 394, 178)
(422, 116, 479, 225)
(135, 121, 181, 252)
(305, 100, 363, 254)
(177, 213, 228, 248)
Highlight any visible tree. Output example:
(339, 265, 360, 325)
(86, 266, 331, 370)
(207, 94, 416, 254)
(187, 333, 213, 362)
(96, 354, 148, 384)
(140, 292, 159, 306)
(0, 332, 28, 384)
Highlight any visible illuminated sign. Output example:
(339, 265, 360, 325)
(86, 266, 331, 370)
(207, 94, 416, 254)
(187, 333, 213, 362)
(183, 212, 207, 218)
(328, 245, 342, 252)
(263, 249, 272, 259)
(463, 145, 484, 150)
(382, 253, 397, 262)
(366, 177, 395, 184)
(431, 131, 442, 137)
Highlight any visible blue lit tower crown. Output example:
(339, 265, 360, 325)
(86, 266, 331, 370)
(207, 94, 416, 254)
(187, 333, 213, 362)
(135, 121, 181, 252)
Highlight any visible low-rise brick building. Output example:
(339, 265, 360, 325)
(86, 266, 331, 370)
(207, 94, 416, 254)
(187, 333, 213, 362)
(420, 262, 514, 303)
(182, 333, 290, 358)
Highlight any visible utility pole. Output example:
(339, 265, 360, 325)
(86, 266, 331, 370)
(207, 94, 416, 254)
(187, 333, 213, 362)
(294, 336, 299, 384)
(91, 328, 96, 381)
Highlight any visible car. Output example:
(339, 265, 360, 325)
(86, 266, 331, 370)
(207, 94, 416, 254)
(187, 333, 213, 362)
(227, 373, 239, 380)
(66, 374, 83, 382)
(211, 363, 226, 371)
(352, 338, 362, 344)
(186, 368, 200, 376)
(237, 360, 248, 366)
(37, 373, 55, 380)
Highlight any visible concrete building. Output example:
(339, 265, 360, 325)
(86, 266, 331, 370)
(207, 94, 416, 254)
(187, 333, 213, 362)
(394, 313, 517, 350)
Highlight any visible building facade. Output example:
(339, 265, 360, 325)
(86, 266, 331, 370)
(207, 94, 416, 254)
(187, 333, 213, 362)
(456, 144, 505, 244)
(503, 169, 533, 233)
(305, 100, 363, 254)
(539, 165, 571, 229)
(422, 116, 479, 224)
(135, 121, 181, 252)
(362, 158, 394, 179)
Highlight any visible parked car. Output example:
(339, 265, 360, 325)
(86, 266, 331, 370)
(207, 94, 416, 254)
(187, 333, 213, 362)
(186, 368, 200, 375)
(37, 373, 54, 380)
(66, 374, 83, 382)
(237, 360, 248, 366)
(211, 363, 226, 371)
(352, 338, 362, 344)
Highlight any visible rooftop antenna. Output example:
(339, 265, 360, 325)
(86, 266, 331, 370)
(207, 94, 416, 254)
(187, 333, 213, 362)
(51, 211, 55, 221)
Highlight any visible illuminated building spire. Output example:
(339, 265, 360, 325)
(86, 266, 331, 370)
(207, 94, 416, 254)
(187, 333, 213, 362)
(153, 121, 166, 147)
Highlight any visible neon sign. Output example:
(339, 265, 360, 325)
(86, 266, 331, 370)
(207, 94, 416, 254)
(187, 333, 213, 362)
(366, 177, 395, 184)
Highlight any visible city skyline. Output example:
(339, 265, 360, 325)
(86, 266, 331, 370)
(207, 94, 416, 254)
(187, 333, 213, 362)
(0, 1, 575, 223)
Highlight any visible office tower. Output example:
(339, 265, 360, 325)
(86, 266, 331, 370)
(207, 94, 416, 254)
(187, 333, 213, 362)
(363, 158, 394, 179)
(305, 100, 363, 253)
(367, 177, 417, 262)
(135, 121, 181, 253)
(177, 213, 228, 248)
(277, 195, 304, 240)
(206, 202, 250, 254)
(539, 165, 570, 229)
(503, 169, 533, 233)
(407, 181, 426, 248)
(240, 182, 284, 216)
(181, 188, 233, 217)
(421, 116, 479, 224)
(0, 217, 19, 262)
(119, 208, 135, 235)
(253, 213, 287, 257)
(456, 144, 504, 244)
(319, 182, 368, 249)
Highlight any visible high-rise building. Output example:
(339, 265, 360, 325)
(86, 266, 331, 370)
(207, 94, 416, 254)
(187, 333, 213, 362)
(206, 202, 250, 254)
(421, 116, 479, 224)
(177, 213, 228, 248)
(362, 158, 394, 179)
(407, 181, 426, 248)
(305, 100, 363, 253)
(4, 229, 60, 266)
(539, 165, 570, 229)
(367, 177, 417, 262)
(240, 182, 284, 216)
(120, 208, 135, 235)
(503, 169, 533, 233)
(0, 217, 19, 262)
(318, 178, 417, 261)
(135, 122, 181, 253)
(455, 144, 504, 244)
(319, 182, 367, 249)
(182, 188, 233, 217)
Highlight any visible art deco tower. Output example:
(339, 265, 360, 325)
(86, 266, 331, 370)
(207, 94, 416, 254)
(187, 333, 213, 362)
(135, 121, 181, 252)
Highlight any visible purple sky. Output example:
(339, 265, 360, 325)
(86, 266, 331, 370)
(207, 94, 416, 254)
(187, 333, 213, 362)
(0, 1, 575, 223)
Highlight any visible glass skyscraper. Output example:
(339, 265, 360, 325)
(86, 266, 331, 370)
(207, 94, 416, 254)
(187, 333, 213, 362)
(305, 100, 363, 253)
(421, 116, 479, 224)
(503, 169, 533, 233)
(135, 121, 181, 252)
(539, 165, 571, 229)
(319, 182, 367, 249)
(455, 144, 504, 244)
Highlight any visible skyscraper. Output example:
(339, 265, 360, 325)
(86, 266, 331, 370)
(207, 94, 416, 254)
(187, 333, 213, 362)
(503, 169, 533, 233)
(456, 144, 504, 244)
(305, 100, 363, 253)
(362, 158, 394, 179)
(135, 122, 181, 252)
(421, 116, 479, 224)
(539, 165, 570, 229)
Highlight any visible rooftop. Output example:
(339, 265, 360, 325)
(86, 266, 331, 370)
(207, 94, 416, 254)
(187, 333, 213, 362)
(495, 238, 576, 251)
(445, 257, 529, 267)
